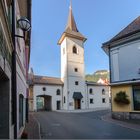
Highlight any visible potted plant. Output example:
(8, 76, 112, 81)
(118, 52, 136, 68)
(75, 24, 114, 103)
(114, 91, 130, 105)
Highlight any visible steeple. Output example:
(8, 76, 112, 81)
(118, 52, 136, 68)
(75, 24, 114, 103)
(58, 1, 87, 45)
(65, 1, 78, 32)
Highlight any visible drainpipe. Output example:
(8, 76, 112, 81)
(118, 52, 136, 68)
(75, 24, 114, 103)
(12, 0, 17, 138)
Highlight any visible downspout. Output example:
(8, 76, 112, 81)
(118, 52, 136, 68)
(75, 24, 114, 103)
(108, 45, 113, 113)
(12, 0, 17, 138)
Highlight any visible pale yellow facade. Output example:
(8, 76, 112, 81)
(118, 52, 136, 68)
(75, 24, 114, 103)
(111, 85, 132, 112)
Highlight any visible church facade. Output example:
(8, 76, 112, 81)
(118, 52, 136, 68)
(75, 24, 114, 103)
(28, 4, 110, 111)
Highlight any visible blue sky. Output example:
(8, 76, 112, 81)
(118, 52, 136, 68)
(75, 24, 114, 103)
(30, 0, 140, 77)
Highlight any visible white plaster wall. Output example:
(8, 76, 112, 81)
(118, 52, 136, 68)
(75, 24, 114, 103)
(33, 85, 63, 111)
(61, 38, 68, 110)
(110, 40, 140, 82)
(60, 36, 86, 110)
(15, 0, 28, 137)
(87, 85, 110, 109)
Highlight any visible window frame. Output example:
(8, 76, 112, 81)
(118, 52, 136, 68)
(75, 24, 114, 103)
(89, 88, 93, 94)
(73, 46, 77, 54)
(74, 68, 78, 72)
(90, 98, 94, 104)
(102, 89, 105, 95)
(75, 81, 79, 85)
(56, 89, 61, 95)
(133, 86, 140, 111)
(102, 98, 106, 103)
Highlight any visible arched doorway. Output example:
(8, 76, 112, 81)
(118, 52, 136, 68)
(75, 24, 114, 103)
(36, 95, 52, 111)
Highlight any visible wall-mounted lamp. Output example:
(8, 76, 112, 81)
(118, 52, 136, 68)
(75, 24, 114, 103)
(15, 17, 31, 38)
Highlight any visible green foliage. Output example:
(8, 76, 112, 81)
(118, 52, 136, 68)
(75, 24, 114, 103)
(85, 70, 109, 82)
(114, 91, 130, 105)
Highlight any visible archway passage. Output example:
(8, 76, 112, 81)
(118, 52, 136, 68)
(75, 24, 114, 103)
(36, 95, 52, 111)
(0, 69, 10, 138)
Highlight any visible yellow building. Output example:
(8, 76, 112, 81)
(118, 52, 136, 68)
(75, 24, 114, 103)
(102, 16, 140, 120)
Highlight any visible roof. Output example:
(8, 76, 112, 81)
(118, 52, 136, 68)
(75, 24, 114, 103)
(104, 16, 140, 45)
(58, 3, 86, 45)
(86, 81, 109, 86)
(66, 3, 78, 32)
(33, 75, 63, 85)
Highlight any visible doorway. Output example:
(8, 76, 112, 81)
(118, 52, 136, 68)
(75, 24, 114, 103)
(56, 101, 61, 110)
(0, 69, 10, 138)
(74, 99, 81, 109)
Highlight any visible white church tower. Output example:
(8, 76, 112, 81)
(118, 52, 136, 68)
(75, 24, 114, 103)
(58, 2, 87, 110)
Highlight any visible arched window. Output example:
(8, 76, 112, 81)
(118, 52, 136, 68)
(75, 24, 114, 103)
(102, 89, 105, 95)
(56, 89, 61, 95)
(89, 88, 93, 94)
(73, 46, 77, 54)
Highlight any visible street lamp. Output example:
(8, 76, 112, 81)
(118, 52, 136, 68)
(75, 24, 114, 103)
(14, 17, 31, 38)
(17, 17, 31, 32)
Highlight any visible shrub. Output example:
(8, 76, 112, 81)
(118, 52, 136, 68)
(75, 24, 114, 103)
(114, 91, 130, 105)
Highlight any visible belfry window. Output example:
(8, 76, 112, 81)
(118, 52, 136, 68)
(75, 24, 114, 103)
(73, 46, 77, 54)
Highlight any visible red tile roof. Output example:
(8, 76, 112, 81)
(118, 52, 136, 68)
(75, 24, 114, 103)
(33, 75, 63, 85)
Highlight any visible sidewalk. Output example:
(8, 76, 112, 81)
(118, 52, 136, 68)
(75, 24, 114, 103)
(102, 113, 140, 131)
(55, 107, 110, 113)
(24, 113, 41, 139)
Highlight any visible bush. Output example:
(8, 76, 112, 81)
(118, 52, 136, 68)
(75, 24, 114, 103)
(114, 91, 130, 105)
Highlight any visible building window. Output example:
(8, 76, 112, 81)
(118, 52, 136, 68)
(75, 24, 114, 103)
(19, 94, 24, 128)
(102, 98, 106, 103)
(64, 96, 66, 103)
(89, 88, 93, 94)
(56, 89, 61, 95)
(75, 81, 79, 85)
(74, 68, 78, 72)
(133, 86, 140, 110)
(73, 46, 77, 54)
(42, 87, 46, 91)
(90, 99, 94, 104)
(102, 89, 105, 95)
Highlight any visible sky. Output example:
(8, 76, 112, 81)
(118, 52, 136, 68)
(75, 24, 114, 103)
(30, 0, 140, 77)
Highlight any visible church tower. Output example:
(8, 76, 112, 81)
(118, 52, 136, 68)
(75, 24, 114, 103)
(58, 2, 87, 110)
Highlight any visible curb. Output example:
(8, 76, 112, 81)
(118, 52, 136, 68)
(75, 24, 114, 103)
(101, 114, 140, 132)
(31, 113, 41, 139)
(55, 108, 111, 113)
